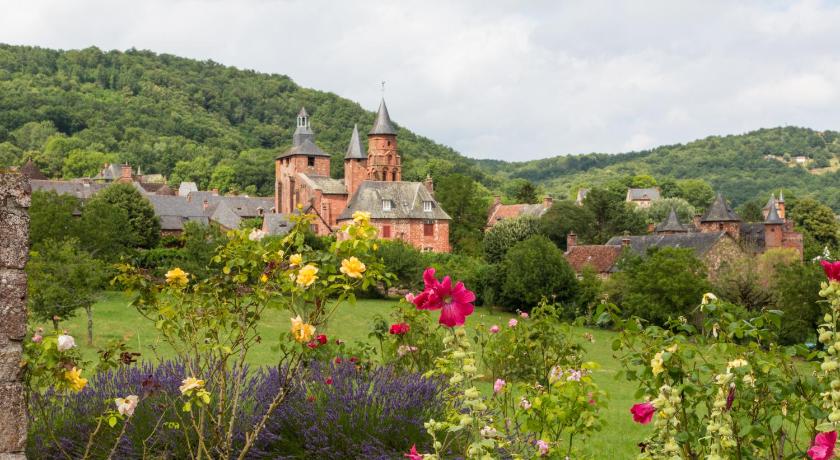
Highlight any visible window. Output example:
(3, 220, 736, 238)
(307, 156, 315, 167)
(424, 223, 434, 236)
(310, 224, 318, 233)
(382, 225, 391, 238)
(423, 247, 433, 252)
(423, 201, 434, 212)
(382, 199, 392, 211)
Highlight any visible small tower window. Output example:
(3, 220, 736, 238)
(382, 200, 393, 211)
(423, 201, 434, 212)
(307, 156, 315, 167)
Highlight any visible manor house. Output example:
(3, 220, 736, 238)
(273, 101, 451, 252)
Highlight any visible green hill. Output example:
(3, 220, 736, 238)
(1, 44, 839, 210)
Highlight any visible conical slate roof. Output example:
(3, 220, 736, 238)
(369, 99, 397, 135)
(701, 193, 741, 222)
(765, 202, 784, 224)
(345, 124, 366, 160)
(763, 194, 776, 210)
(655, 207, 688, 233)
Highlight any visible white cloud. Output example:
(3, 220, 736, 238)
(2, 0, 840, 161)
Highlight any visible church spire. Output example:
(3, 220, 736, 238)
(369, 98, 397, 135)
(345, 124, 365, 160)
(293, 106, 315, 147)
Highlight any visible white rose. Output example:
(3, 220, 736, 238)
(248, 228, 267, 241)
(115, 395, 139, 416)
(57, 334, 76, 351)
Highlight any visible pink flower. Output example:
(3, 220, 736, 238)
(316, 334, 328, 345)
(631, 402, 656, 424)
(306, 341, 318, 349)
(334, 357, 342, 364)
(822, 261, 840, 282)
(520, 311, 529, 319)
(389, 323, 410, 335)
(494, 379, 506, 394)
(489, 325, 500, 334)
(31, 334, 43, 343)
(536, 440, 550, 456)
(520, 397, 531, 410)
(587, 392, 596, 405)
(324, 377, 333, 385)
(809, 431, 837, 460)
(412, 268, 476, 328)
(508, 318, 518, 328)
(404, 444, 423, 460)
(405, 293, 416, 303)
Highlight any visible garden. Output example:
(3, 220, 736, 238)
(21, 212, 840, 459)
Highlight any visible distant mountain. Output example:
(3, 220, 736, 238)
(1, 44, 838, 210)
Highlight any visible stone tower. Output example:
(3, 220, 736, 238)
(274, 107, 331, 214)
(344, 124, 367, 198)
(366, 99, 401, 182)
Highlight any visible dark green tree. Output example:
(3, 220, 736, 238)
(538, 200, 595, 250)
(77, 196, 132, 261)
(483, 216, 540, 263)
(582, 188, 647, 243)
(772, 261, 823, 344)
(788, 197, 840, 259)
(434, 173, 488, 256)
(675, 179, 715, 211)
(94, 183, 161, 248)
(499, 235, 577, 309)
(29, 190, 79, 248)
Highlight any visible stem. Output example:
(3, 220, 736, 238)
(106, 415, 133, 460)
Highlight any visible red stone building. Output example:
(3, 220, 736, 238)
(485, 195, 553, 229)
(272, 101, 451, 252)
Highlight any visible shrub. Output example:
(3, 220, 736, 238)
(375, 240, 424, 291)
(498, 235, 577, 310)
(772, 261, 823, 344)
(483, 216, 540, 263)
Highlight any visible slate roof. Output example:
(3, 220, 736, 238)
(701, 193, 741, 222)
(337, 181, 451, 221)
(369, 99, 397, 135)
(605, 232, 730, 257)
(276, 139, 331, 159)
(765, 202, 784, 224)
(345, 124, 366, 159)
(178, 182, 198, 196)
(626, 188, 661, 201)
(20, 159, 47, 180)
(31, 180, 106, 199)
(93, 164, 123, 181)
(487, 203, 548, 226)
(263, 213, 293, 236)
(186, 192, 273, 216)
(298, 173, 347, 195)
(655, 208, 689, 233)
(564, 245, 623, 273)
(763, 194, 777, 211)
(145, 195, 209, 231)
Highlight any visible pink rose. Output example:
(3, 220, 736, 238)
(405, 292, 416, 303)
(536, 440, 550, 456)
(493, 378, 505, 394)
(31, 334, 43, 343)
(630, 402, 656, 424)
(520, 311, 529, 319)
(508, 318, 518, 328)
(808, 431, 837, 460)
(489, 325, 500, 334)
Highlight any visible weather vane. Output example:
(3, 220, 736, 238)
(381, 81, 385, 95)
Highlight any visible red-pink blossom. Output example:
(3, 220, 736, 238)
(316, 334, 328, 345)
(404, 444, 423, 460)
(412, 268, 476, 328)
(822, 260, 840, 282)
(489, 325, 500, 334)
(324, 377, 333, 385)
(809, 431, 837, 460)
(630, 402, 655, 424)
(389, 323, 410, 335)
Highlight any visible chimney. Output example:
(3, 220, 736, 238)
(423, 175, 434, 195)
(647, 223, 655, 233)
(212, 188, 219, 196)
(202, 199, 209, 211)
(621, 231, 631, 248)
(543, 195, 553, 209)
(566, 232, 577, 249)
(120, 164, 133, 182)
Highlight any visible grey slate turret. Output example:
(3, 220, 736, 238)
(292, 106, 315, 147)
(655, 207, 688, 233)
(345, 124, 366, 159)
(369, 99, 397, 135)
(765, 202, 784, 224)
(701, 193, 741, 222)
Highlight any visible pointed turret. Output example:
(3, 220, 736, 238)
(369, 98, 397, 135)
(345, 124, 366, 160)
(701, 193, 741, 222)
(763, 194, 776, 211)
(293, 106, 315, 147)
(765, 202, 783, 224)
(655, 207, 688, 234)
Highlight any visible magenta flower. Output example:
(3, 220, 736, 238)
(404, 444, 423, 460)
(508, 318, 518, 328)
(489, 325, 500, 334)
(405, 292, 416, 303)
(520, 311, 529, 319)
(412, 268, 476, 328)
(536, 440, 550, 456)
(822, 260, 840, 282)
(494, 378, 506, 394)
(630, 402, 655, 424)
(809, 431, 838, 460)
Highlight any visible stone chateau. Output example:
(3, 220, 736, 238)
(273, 100, 451, 252)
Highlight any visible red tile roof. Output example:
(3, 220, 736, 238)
(564, 245, 623, 274)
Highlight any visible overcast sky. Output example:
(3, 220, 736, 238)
(2, 0, 840, 161)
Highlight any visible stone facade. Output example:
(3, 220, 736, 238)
(370, 218, 451, 253)
(0, 172, 29, 459)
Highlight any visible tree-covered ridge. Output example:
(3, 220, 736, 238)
(0, 44, 488, 195)
(492, 127, 840, 210)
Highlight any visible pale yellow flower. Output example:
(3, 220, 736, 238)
(290, 315, 316, 343)
(165, 267, 189, 287)
(115, 395, 139, 416)
(701, 292, 718, 305)
(651, 351, 665, 376)
(340, 257, 366, 279)
(352, 211, 371, 225)
(64, 367, 88, 392)
(726, 358, 749, 371)
(289, 253, 303, 267)
(296, 264, 319, 287)
(179, 377, 205, 395)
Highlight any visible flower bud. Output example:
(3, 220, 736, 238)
(830, 411, 840, 423)
(827, 313, 834, 323)
(823, 360, 839, 372)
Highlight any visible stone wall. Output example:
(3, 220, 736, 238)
(0, 172, 30, 459)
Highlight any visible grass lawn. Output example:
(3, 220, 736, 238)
(36, 291, 650, 458)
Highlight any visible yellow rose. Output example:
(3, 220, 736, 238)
(179, 377, 205, 395)
(64, 367, 88, 392)
(289, 253, 303, 267)
(296, 264, 319, 287)
(340, 257, 366, 279)
(165, 267, 189, 287)
(726, 358, 748, 371)
(651, 351, 665, 376)
(260, 273, 269, 283)
(290, 315, 316, 343)
(352, 211, 371, 225)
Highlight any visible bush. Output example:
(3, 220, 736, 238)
(498, 235, 577, 310)
(483, 216, 540, 263)
(772, 261, 823, 344)
(375, 240, 424, 291)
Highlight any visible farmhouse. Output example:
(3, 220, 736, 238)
(625, 187, 661, 208)
(485, 195, 553, 229)
(273, 101, 452, 252)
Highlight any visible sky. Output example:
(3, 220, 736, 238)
(2, 0, 840, 161)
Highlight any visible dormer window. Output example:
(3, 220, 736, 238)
(382, 199, 393, 211)
(423, 201, 434, 212)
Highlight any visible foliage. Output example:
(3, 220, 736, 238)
(788, 197, 840, 259)
(91, 183, 160, 249)
(613, 247, 709, 325)
(579, 187, 647, 244)
(371, 299, 447, 374)
(498, 235, 578, 310)
(434, 173, 488, 256)
(638, 197, 695, 224)
(772, 261, 824, 344)
(483, 215, 540, 263)
(538, 200, 595, 250)
(375, 240, 425, 290)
